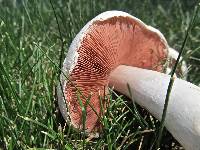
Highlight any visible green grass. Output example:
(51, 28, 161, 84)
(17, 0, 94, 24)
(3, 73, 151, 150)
(0, 0, 200, 149)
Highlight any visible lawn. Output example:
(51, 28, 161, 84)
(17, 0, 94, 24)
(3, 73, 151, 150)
(0, 0, 200, 149)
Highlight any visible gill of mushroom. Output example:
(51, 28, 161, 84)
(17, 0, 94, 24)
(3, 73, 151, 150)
(57, 10, 198, 150)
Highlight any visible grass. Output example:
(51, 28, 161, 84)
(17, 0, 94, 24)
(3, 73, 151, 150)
(0, 0, 200, 149)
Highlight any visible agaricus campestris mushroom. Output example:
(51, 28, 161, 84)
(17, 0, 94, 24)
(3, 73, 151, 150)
(109, 65, 200, 150)
(60, 10, 169, 131)
(58, 10, 195, 149)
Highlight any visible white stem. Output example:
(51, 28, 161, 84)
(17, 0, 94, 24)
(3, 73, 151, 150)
(109, 65, 200, 150)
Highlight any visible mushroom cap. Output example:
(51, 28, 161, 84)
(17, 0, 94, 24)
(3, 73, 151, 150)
(59, 11, 170, 133)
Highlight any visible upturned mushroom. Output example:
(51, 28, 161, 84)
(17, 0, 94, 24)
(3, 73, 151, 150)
(58, 11, 199, 149)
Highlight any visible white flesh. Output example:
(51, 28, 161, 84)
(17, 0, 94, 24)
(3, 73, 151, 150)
(109, 65, 200, 150)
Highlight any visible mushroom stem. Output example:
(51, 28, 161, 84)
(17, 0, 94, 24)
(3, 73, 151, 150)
(109, 65, 200, 150)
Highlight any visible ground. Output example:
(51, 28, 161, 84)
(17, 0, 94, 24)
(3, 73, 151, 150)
(0, 0, 200, 149)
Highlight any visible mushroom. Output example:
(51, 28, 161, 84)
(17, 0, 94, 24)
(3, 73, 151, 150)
(58, 10, 196, 149)
(109, 65, 200, 150)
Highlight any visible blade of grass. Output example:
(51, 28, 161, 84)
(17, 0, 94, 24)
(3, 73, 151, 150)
(154, 3, 200, 149)
(49, 0, 65, 77)
(76, 91, 87, 150)
(127, 83, 148, 129)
